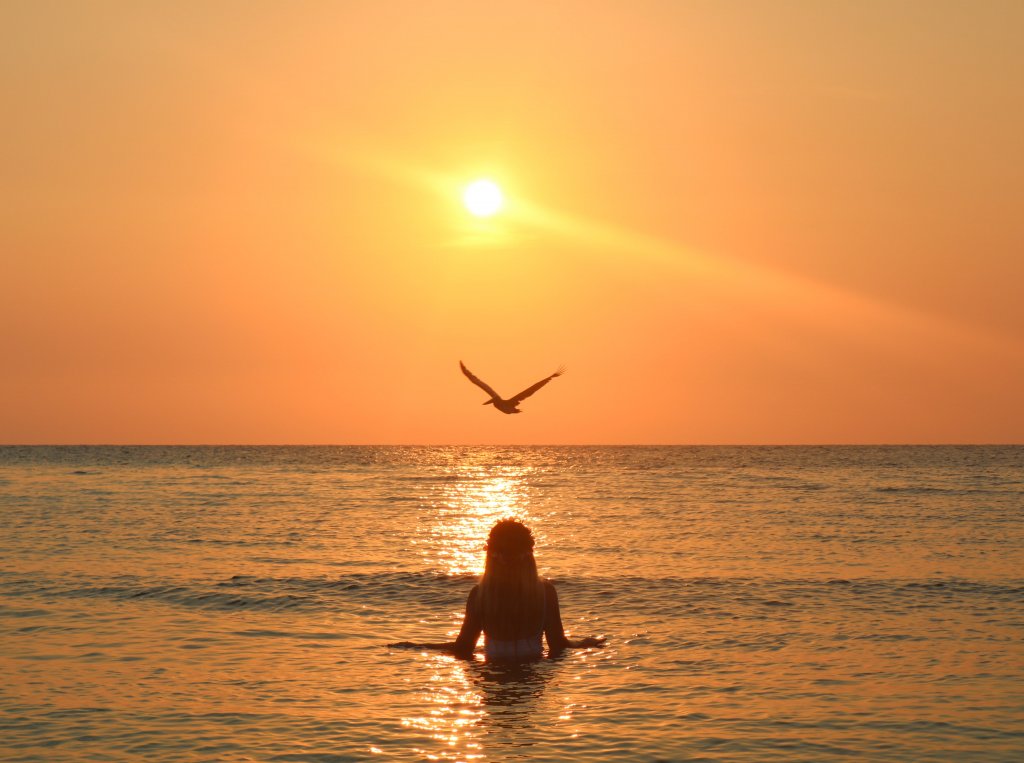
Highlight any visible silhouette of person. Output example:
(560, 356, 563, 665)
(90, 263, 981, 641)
(391, 519, 605, 660)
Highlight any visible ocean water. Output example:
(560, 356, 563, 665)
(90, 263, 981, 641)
(1, 446, 1022, 762)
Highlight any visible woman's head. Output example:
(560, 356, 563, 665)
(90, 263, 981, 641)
(486, 519, 535, 565)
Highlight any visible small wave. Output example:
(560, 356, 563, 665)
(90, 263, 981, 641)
(851, 632, 930, 642)
(4, 581, 318, 614)
(5, 570, 1021, 620)
(0, 606, 52, 618)
(874, 485, 1011, 495)
(230, 629, 349, 640)
(0, 570, 480, 616)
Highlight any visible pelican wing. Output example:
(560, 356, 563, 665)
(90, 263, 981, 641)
(510, 366, 566, 404)
(460, 361, 501, 400)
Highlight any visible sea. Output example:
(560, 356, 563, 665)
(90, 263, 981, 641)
(1, 445, 1022, 762)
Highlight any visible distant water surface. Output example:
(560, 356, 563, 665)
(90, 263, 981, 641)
(1, 446, 1022, 762)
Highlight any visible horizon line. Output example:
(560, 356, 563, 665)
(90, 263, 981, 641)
(2, 442, 1021, 448)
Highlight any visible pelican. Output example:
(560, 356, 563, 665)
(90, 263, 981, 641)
(459, 361, 565, 414)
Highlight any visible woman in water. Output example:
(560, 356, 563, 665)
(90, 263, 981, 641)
(391, 519, 605, 661)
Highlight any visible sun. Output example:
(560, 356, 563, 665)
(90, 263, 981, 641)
(462, 179, 503, 217)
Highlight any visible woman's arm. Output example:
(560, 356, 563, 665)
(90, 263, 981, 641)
(389, 586, 482, 658)
(543, 581, 606, 654)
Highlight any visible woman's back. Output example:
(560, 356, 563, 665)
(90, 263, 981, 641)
(475, 580, 547, 661)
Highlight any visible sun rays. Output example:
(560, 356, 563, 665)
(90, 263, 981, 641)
(338, 145, 1022, 376)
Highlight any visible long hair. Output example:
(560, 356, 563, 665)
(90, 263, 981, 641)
(477, 519, 544, 641)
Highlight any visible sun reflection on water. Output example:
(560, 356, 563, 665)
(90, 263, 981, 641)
(401, 656, 486, 761)
(399, 653, 585, 762)
(400, 461, 577, 760)
(425, 466, 537, 575)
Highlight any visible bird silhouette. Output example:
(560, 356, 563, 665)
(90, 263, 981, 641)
(459, 361, 565, 414)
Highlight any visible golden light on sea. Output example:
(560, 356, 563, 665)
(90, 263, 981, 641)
(400, 657, 485, 761)
(424, 464, 535, 576)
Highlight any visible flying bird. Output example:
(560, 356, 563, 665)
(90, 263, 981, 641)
(459, 361, 566, 414)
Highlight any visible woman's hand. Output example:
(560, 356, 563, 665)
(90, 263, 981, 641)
(571, 636, 607, 648)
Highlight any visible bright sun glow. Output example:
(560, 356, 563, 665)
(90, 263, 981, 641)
(462, 179, 503, 217)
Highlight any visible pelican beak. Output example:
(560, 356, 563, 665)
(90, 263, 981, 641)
(483, 400, 494, 406)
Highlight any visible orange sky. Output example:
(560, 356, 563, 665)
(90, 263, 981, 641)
(2, 1, 1022, 444)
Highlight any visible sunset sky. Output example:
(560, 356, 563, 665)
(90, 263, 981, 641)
(2, 1, 1022, 444)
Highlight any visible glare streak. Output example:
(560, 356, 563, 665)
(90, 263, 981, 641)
(342, 147, 1023, 365)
